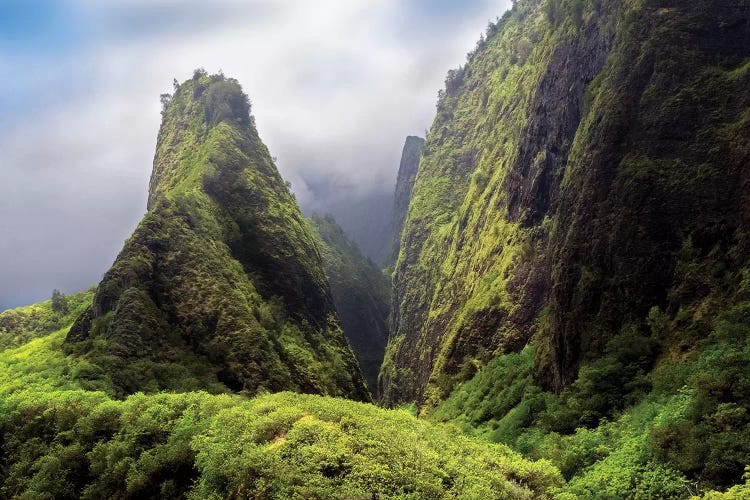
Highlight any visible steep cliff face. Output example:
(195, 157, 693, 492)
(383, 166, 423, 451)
(309, 215, 390, 394)
(65, 71, 368, 400)
(382, 0, 750, 406)
(387, 136, 425, 266)
(544, 0, 750, 388)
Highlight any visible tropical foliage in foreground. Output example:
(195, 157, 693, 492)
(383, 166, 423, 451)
(0, 300, 563, 499)
(430, 303, 750, 498)
(4, 292, 747, 497)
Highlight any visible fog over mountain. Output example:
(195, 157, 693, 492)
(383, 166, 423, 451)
(0, 0, 509, 310)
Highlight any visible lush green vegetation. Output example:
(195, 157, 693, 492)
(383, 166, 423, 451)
(381, 0, 750, 493)
(309, 215, 390, 394)
(0, 289, 93, 352)
(4, 295, 746, 498)
(0, 306, 564, 499)
(430, 302, 750, 497)
(5, 281, 749, 498)
(4, 0, 750, 497)
(0, 390, 565, 499)
(65, 71, 368, 400)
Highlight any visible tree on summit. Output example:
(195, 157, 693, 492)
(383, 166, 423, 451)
(51, 289, 68, 314)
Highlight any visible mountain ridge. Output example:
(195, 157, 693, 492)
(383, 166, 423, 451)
(65, 70, 369, 400)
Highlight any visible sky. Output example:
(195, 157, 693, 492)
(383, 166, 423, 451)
(0, 0, 511, 311)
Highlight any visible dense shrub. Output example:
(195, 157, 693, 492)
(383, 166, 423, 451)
(649, 303, 750, 488)
(191, 393, 565, 499)
(0, 320, 565, 499)
(0, 388, 565, 499)
(430, 302, 750, 496)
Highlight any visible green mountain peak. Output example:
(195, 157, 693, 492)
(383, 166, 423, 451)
(65, 70, 369, 400)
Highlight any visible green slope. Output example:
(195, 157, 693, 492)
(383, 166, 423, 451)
(0, 298, 564, 499)
(309, 214, 390, 395)
(0, 289, 93, 352)
(64, 71, 368, 400)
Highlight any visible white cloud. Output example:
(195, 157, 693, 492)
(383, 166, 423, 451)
(0, 0, 511, 308)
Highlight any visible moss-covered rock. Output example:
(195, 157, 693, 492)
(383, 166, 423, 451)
(383, 0, 750, 408)
(65, 71, 368, 400)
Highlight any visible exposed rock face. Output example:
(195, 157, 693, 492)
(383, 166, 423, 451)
(387, 136, 425, 267)
(382, 0, 750, 406)
(66, 72, 369, 400)
(544, 0, 750, 388)
(310, 215, 390, 395)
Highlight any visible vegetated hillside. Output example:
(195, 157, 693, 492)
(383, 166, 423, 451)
(0, 289, 93, 352)
(309, 214, 390, 394)
(64, 70, 368, 400)
(386, 136, 425, 268)
(382, 0, 750, 494)
(0, 297, 565, 499)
